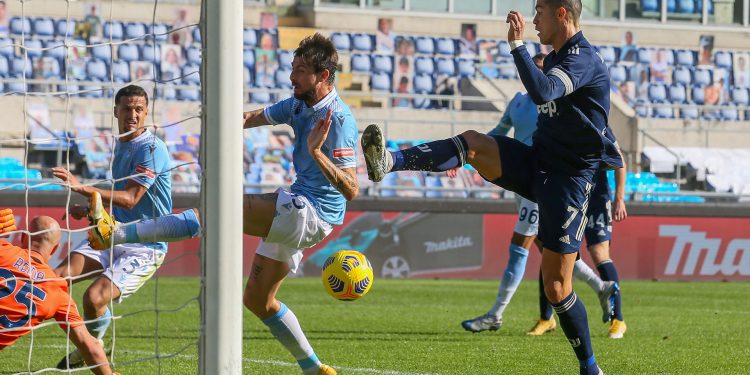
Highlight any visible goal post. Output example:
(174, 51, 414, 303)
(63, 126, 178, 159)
(200, 0, 245, 373)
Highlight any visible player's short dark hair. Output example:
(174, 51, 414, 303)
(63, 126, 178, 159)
(295, 33, 338, 84)
(115, 84, 149, 106)
(543, 0, 582, 27)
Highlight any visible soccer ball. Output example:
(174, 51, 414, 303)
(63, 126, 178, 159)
(321, 250, 374, 301)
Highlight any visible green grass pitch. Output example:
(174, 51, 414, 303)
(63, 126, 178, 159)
(2, 278, 748, 374)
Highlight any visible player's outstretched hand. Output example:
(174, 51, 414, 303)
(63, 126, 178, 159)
(613, 198, 628, 222)
(446, 168, 459, 178)
(0, 208, 16, 236)
(307, 109, 333, 155)
(50, 167, 83, 192)
(506, 11, 525, 42)
(63, 204, 88, 221)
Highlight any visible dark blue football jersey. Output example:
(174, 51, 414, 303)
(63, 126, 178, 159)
(511, 31, 623, 175)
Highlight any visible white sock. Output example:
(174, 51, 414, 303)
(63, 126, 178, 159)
(573, 259, 604, 293)
(262, 302, 321, 374)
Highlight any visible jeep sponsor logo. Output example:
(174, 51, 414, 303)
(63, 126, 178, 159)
(424, 236, 473, 253)
(660, 225, 750, 276)
(537, 101, 557, 117)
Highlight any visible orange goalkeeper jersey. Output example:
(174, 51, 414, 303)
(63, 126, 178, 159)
(0, 240, 83, 349)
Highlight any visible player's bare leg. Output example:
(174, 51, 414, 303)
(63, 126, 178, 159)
(589, 241, 626, 338)
(55, 253, 104, 282)
(242, 193, 278, 237)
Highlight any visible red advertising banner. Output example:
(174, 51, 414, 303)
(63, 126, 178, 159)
(5, 207, 749, 281)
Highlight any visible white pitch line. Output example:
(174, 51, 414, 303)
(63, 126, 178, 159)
(37, 345, 441, 375)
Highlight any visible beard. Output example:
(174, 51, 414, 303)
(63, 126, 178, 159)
(293, 87, 315, 102)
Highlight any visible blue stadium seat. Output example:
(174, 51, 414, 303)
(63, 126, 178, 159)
(179, 87, 200, 101)
(150, 23, 169, 43)
(499, 59, 517, 79)
(424, 175, 442, 198)
(415, 37, 435, 55)
(497, 41, 512, 58)
(81, 81, 104, 98)
(609, 64, 627, 83)
(413, 92, 432, 109)
(660, 48, 675, 65)
(33, 18, 55, 37)
(598, 45, 617, 65)
(160, 86, 177, 100)
(57, 82, 79, 96)
(86, 59, 108, 80)
(244, 66, 252, 86)
(456, 58, 475, 77)
(117, 44, 140, 62)
(43, 39, 65, 61)
(275, 68, 292, 88)
(11, 57, 32, 77)
(278, 50, 293, 70)
(414, 74, 434, 93)
(694, 0, 714, 14)
(182, 64, 200, 85)
(5, 78, 28, 94)
(140, 43, 161, 63)
(674, 49, 694, 66)
(112, 60, 130, 82)
(370, 72, 391, 91)
(680, 106, 699, 119)
(330, 32, 351, 51)
(103, 21, 124, 40)
(652, 100, 673, 118)
(667, 0, 677, 12)
(10, 17, 32, 36)
(730, 87, 749, 106)
(672, 66, 692, 85)
(372, 55, 393, 74)
(637, 48, 651, 64)
(55, 19, 76, 38)
(641, 0, 658, 12)
(250, 90, 271, 104)
(668, 84, 687, 103)
(648, 83, 667, 101)
(41, 57, 61, 78)
(481, 65, 499, 79)
(677, 0, 695, 13)
(436, 57, 455, 76)
(714, 51, 732, 69)
(351, 33, 373, 52)
(243, 49, 255, 68)
(0, 56, 9, 77)
(350, 54, 372, 73)
(0, 38, 13, 58)
(23, 39, 43, 59)
(243, 28, 258, 47)
(720, 106, 738, 121)
(92, 44, 112, 61)
(125, 22, 147, 40)
(690, 85, 705, 104)
(693, 68, 711, 86)
(414, 57, 435, 75)
(184, 47, 200, 66)
(193, 27, 201, 44)
(436, 38, 456, 55)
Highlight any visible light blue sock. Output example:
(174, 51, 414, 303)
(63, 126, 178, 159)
(84, 307, 111, 341)
(488, 244, 529, 318)
(262, 302, 321, 375)
(114, 209, 201, 245)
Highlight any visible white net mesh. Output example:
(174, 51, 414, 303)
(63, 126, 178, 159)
(0, 0, 204, 372)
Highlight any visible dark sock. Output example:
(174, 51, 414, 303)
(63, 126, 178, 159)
(597, 260, 623, 321)
(390, 136, 468, 172)
(552, 292, 599, 375)
(538, 268, 553, 320)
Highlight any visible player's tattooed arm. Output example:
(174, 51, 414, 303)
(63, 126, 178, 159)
(243, 108, 270, 129)
(308, 109, 359, 201)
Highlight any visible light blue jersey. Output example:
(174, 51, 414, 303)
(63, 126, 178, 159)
(263, 89, 357, 225)
(111, 129, 173, 252)
(488, 92, 538, 146)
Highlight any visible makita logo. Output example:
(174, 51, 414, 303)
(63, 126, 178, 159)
(424, 236, 473, 253)
(537, 101, 557, 118)
(660, 225, 750, 276)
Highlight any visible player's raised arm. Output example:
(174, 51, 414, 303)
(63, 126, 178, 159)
(307, 109, 359, 201)
(243, 108, 270, 129)
(244, 95, 296, 129)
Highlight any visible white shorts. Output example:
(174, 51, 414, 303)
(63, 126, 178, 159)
(256, 188, 333, 273)
(514, 197, 540, 236)
(73, 242, 165, 303)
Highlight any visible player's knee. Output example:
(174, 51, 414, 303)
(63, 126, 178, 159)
(460, 130, 493, 163)
(242, 289, 267, 317)
(543, 281, 566, 305)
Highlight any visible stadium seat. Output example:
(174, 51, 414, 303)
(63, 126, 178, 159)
(675, 49, 694, 66)
(677, 0, 695, 13)
(694, 0, 714, 14)
(57, 82, 79, 96)
(5, 78, 27, 94)
(648, 83, 667, 102)
(350, 54, 372, 73)
(92, 44, 113, 62)
(730, 87, 749, 106)
(672, 66, 692, 85)
(244, 66, 252, 86)
(55, 19, 76, 38)
(667, 0, 677, 12)
(693, 68, 711, 86)
(414, 74, 434, 93)
(182, 64, 200, 85)
(42, 57, 61, 78)
(680, 106, 700, 119)
(179, 87, 200, 101)
(140, 43, 161, 63)
(193, 27, 201, 44)
(668, 84, 687, 103)
(330, 32, 351, 51)
(690, 85, 705, 104)
(414, 57, 435, 75)
(415, 37, 435, 55)
(243, 28, 258, 47)
(352, 33, 374, 52)
(103, 21, 124, 40)
(609, 64, 627, 84)
(436, 38, 456, 55)
(33, 18, 55, 37)
(117, 44, 140, 62)
(652, 100, 674, 118)
(150, 23, 170, 43)
(424, 175, 442, 198)
(22, 39, 43, 59)
(160, 86, 177, 101)
(81, 81, 104, 98)
(0, 56, 8, 77)
(456, 58, 476, 77)
(11, 57, 32, 77)
(86, 59, 108, 80)
(0, 38, 13, 58)
(112, 60, 130, 82)
(370, 72, 391, 91)
(10, 17, 32, 36)
(499, 59, 517, 79)
(275, 68, 292, 88)
(43, 39, 65, 63)
(714, 51, 732, 69)
(186, 47, 201, 66)
(413, 92, 432, 109)
(481, 65, 500, 79)
(250, 90, 271, 104)
(720, 106, 739, 121)
(637, 48, 651, 64)
(243, 49, 255, 68)
(125, 22, 148, 40)
(278, 50, 293, 70)
(641, 0, 658, 12)
(497, 41, 512, 58)
(436, 57, 456, 76)
(372, 55, 393, 74)
(598, 45, 617, 65)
